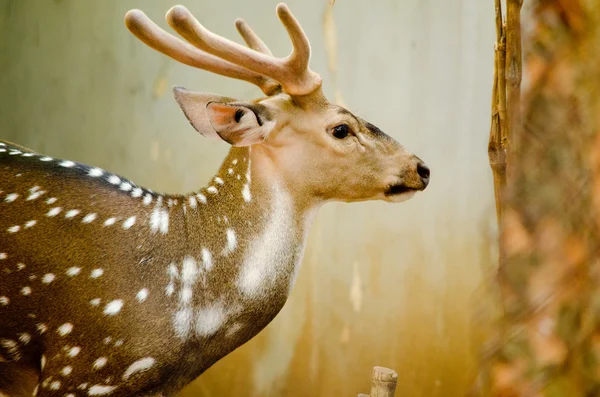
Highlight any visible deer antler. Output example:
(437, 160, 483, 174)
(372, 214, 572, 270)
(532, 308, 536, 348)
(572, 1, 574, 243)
(125, 4, 321, 97)
(124, 9, 281, 96)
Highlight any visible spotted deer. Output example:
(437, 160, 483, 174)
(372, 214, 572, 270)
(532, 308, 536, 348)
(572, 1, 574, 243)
(0, 3, 429, 396)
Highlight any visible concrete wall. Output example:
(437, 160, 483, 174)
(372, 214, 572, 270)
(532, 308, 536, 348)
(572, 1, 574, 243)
(0, 0, 496, 395)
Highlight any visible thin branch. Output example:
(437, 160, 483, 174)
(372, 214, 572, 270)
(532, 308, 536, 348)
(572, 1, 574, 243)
(505, 0, 523, 156)
(488, 0, 507, 225)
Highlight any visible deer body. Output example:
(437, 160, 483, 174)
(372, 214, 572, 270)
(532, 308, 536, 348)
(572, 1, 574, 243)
(0, 142, 313, 395)
(0, 3, 429, 396)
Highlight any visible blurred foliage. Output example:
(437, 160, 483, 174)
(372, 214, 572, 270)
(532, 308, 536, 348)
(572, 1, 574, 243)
(478, 0, 600, 395)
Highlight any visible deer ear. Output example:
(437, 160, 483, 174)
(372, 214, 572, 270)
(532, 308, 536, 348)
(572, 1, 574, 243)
(172, 86, 273, 146)
(205, 102, 273, 147)
(173, 87, 232, 140)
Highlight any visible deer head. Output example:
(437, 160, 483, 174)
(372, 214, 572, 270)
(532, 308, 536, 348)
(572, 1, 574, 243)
(125, 3, 429, 208)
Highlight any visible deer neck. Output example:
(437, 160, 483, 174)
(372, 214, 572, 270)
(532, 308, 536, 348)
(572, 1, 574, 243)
(159, 146, 316, 341)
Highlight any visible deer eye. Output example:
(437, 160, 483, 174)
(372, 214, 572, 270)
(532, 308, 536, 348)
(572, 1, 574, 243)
(331, 124, 351, 139)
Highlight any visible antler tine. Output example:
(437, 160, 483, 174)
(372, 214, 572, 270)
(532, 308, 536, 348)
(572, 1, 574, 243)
(235, 19, 273, 56)
(124, 9, 280, 96)
(274, 4, 320, 89)
(235, 18, 283, 95)
(166, 4, 322, 97)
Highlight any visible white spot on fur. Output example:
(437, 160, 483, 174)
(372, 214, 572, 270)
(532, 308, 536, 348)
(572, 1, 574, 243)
(18, 333, 31, 345)
(27, 190, 46, 201)
(214, 177, 224, 185)
(242, 184, 251, 202)
(173, 257, 199, 337)
(59, 160, 75, 168)
(7, 225, 20, 233)
(90, 298, 101, 306)
(131, 187, 143, 198)
(65, 209, 80, 219)
(207, 186, 218, 194)
(41, 355, 46, 369)
(42, 273, 55, 284)
(45, 196, 57, 204)
(114, 339, 123, 347)
(0, 253, 6, 259)
(62, 366, 73, 376)
(246, 158, 252, 181)
(22, 152, 35, 157)
(50, 380, 62, 390)
(226, 322, 243, 337)
(66, 267, 81, 277)
(103, 217, 116, 226)
(195, 302, 226, 337)
(166, 263, 178, 297)
(4, 193, 18, 202)
(119, 182, 132, 191)
(47, 207, 62, 217)
(68, 346, 81, 357)
(196, 193, 207, 204)
(180, 287, 193, 304)
(88, 168, 103, 177)
(108, 175, 120, 185)
(136, 289, 148, 302)
(232, 159, 238, 165)
(225, 229, 237, 254)
(143, 194, 152, 206)
(17, 263, 25, 271)
(228, 168, 234, 175)
(82, 213, 97, 223)
(21, 286, 31, 295)
(57, 323, 73, 336)
(188, 196, 197, 208)
(167, 265, 177, 278)
(150, 208, 169, 234)
(9, 150, 22, 155)
(122, 357, 155, 380)
(1, 339, 20, 360)
(88, 384, 116, 395)
(173, 308, 193, 338)
(122, 216, 136, 230)
(90, 269, 104, 278)
(24, 220, 37, 228)
(181, 257, 198, 284)
(36, 323, 48, 334)
(103, 300, 123, 316)
(93, 357, 108, 370)
(201, 248, 212, 272)
(40, 157, 53, 161)
(0, 297, 9, 305)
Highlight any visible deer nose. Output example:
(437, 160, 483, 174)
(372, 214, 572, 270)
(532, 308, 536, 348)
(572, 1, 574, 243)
(416, 161, 430, 187)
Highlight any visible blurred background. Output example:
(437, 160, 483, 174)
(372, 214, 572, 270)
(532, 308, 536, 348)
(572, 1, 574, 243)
(0, 0, 496, 395)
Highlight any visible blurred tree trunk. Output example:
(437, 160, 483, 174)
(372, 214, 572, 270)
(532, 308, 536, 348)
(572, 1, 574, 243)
(486, 0, 600, 396)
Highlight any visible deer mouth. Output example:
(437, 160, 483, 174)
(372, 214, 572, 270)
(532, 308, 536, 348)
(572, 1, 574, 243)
(385, 184, 417, 196)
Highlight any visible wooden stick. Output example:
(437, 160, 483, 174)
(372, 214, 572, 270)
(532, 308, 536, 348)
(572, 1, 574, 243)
(505, 0, 523, 155)
(357, 367, 398, 397)
(370, 366, 398, 397)
(488, 0, 507, 225)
